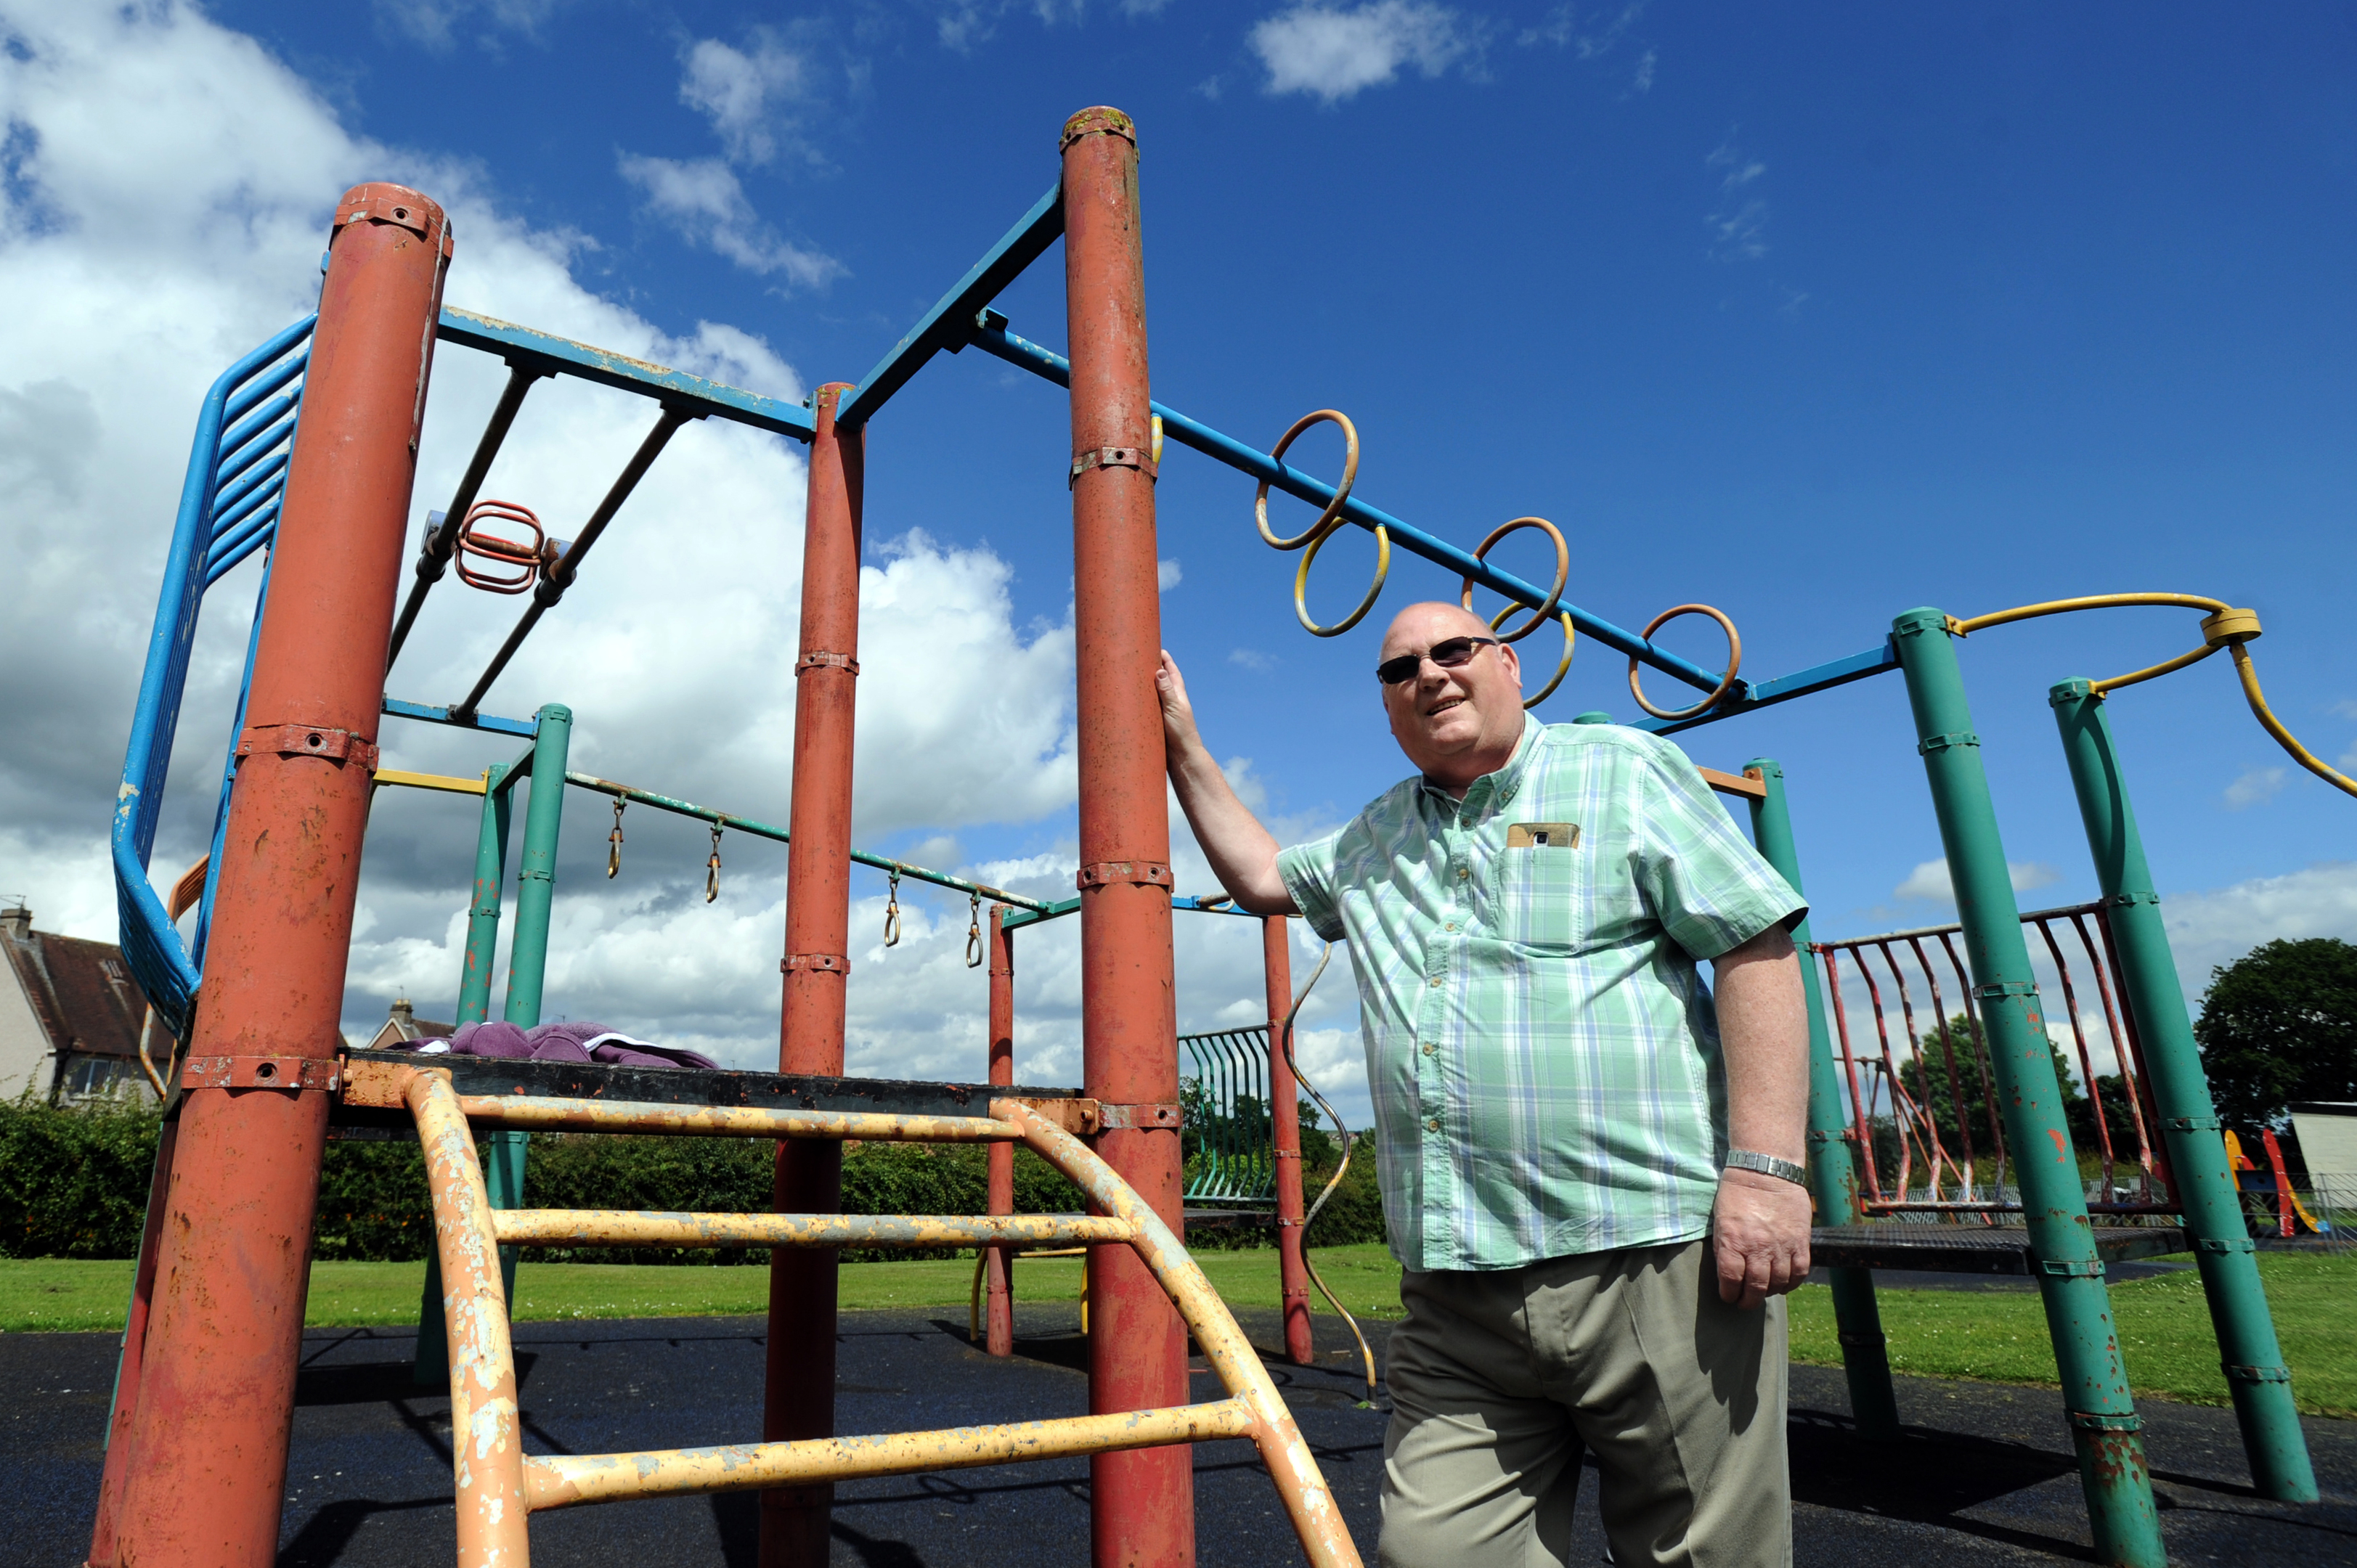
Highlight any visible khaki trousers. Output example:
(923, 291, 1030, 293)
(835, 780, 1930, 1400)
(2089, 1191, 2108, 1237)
(1378, 1240, 1790, 1568)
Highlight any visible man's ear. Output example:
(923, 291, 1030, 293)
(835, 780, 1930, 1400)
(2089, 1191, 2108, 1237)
(1499, 640, 1523, 690)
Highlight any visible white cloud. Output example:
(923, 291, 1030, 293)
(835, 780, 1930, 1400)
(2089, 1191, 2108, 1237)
(678, 32, 820, 168)
(1157, 557, 1183, 592)
(2164, 862, 2357, 999)
(373, 0, 563, 52)
(1705, 130, 1770, 261)
(1229, 648, 1279, 672)
(1894, 858, 2061, 903)
(2223, 767, 2287, 809)
(615, 154, 843, 287)
(1250, 0, 1474, 105)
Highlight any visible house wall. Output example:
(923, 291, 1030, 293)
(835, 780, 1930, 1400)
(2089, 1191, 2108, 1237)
(0, 964, 53, 1100)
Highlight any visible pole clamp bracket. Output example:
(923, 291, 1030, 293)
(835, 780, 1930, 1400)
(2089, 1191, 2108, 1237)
(797, 650, 860, 677)
(236, 724, 380, 772)
(2163, 1116, 2222, 1132)
(2105, 891, 2162, 908)
(2038, 1257, 2106, 1278)
(1972, 981, 2040, 1000)
(2066, 1410, 2144, 1434)
(781, 952, 850, 975)
(2223, 1363, 2293, 1384)
(333, 188, 454, 258)
(988, 965, 1014, 977)
(1096, 1101, 1183, 1131)
(1916, 731, 1981, 755)
(2197, 1236, 2255, 1254)
(1273, 1148, 1303, 1159)
(1805, 1129, 1841, 1146)
(1069, 446, 1158, 488)
(1277, 1217, 1306, 1228)
(181, 1055, 342, 1093)
(1077, 860, 1173, 891)
(1836, 1330, 1888, 1349)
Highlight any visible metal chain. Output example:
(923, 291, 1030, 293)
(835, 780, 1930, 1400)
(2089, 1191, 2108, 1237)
(965, 891, 984, 968)
(884, 871, 902, 947)
(606, 797, 625, 879)
(705, 825, 722, 904)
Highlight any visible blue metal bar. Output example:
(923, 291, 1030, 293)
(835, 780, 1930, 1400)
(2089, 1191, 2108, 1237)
(965, 319, 1730, 697)
(216, 392, 298, 469)
(202, 504, 280, 587)
(834, 182, 1065, 431)
(206, 474, 283, 550)
(223, 346, 308, 425)
(213, 412, 296, 492)
(1628, 637, 1902, 735)
(207, 451, 289, 534)
(436, 307, 815, 443)
(113, 312, 316, 1034)
(195, 549, 275, 964)
(381, 695, 541, 739)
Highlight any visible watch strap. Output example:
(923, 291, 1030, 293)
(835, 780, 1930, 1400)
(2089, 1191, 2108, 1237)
(1724, 1148, 1807, 1186)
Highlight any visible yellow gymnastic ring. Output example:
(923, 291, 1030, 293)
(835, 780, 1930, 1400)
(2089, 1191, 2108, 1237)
(1460, 517, 1568, 645)
(1627, 603, 1743, 721)
(1294, 518, 1391, 638)
(1505, 607, 1575, 709)
(1256, 409, 1359, 550)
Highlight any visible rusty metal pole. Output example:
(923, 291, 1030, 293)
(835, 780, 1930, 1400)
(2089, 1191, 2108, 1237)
(985, 905, 1018, 1356)
(1062, 105, 1192, 1568)
(761, 379, 863, 1568)
(105, 184, 449, 1568)
(85, 1119, 179, 1567)
(1265, 915, 1314, 1365)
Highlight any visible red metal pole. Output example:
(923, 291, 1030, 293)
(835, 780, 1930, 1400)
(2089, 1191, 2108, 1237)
(762, 380, 863, 1568)
(985, 905, 1017, 1355)
(85, 1119, 179, 1565)
(1264, 916, 1314, 1365)
(1062, 105, 1192, 1568)
(104, 184, 450, 1568)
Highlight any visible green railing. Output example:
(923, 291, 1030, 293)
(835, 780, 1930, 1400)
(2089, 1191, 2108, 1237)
(1178, 1026, 1275, 1206)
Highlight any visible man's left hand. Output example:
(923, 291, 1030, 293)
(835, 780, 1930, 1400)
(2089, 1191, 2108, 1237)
(1709, 1167, 1812, 1310)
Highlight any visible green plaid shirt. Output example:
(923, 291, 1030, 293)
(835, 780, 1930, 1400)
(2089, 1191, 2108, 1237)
(1277, 718, 1804, 1272)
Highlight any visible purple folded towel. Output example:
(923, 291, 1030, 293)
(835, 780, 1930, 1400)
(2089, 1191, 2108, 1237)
(394, 1019, 718, 1071)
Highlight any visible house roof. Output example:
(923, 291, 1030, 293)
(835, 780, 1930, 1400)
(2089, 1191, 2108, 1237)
(1, 920, 152, 1061)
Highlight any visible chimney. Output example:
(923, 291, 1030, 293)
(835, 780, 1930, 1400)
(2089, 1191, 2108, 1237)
(0, 906, 29, 940)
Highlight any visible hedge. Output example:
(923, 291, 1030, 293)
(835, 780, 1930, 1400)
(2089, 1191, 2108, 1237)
(1, 1095, 1388, 1263)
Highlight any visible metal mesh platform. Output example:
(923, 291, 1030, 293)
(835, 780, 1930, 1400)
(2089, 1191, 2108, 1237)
(1812, 1223, 2188, 1275)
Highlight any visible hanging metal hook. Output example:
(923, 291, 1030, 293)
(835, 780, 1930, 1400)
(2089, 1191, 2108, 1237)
(607, 797, 626, 879)
(965, 891, 984, 968)
(884, 870, 903, 947)
(705, 824, 722, 904)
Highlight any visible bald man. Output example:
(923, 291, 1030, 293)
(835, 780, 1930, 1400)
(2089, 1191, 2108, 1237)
(1159, 601, 1812, 1568)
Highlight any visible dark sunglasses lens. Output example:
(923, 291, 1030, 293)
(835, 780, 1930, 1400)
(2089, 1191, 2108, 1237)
(1427, 637, 1482, 669)
(1377, 654, 1420, 684)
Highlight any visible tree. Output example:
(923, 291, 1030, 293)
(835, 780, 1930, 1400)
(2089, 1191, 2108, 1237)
(2194, 937, 2357, 1127)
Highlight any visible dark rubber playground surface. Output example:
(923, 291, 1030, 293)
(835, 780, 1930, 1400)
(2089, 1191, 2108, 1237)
(12, 1304, 2353, 1567)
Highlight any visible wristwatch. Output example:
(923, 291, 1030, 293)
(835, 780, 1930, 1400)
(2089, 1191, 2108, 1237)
(1723, 1149, 1807, 1186)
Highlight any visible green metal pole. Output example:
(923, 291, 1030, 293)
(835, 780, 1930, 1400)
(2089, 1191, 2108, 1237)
(1892, 610, 2165, 1568)
(1746, 756, 1900, 1440)
(2051, 678, 2317, 1501)
(415, 760, 515, 1384)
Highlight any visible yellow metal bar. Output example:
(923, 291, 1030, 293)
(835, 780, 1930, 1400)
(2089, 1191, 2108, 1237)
(1947, 592, 2229, 636)
(522, 1399, 1259, 1511)
(2088, 639, 2221, 695)
(492, 1209, 1133, 1250)
(454, 1093, 1024, 1143)
(375, 767, 491, 795)
(407, 1068, 532, 1568)
(2230, 645, 2357, 799)
(996, 1099, 1366, 1568)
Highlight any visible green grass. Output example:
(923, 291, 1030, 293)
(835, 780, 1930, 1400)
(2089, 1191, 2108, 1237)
(1787, 1250, 2357, 1418)
(12, 1246, 2344, 1420)
(0, 1244, 1409, 1335)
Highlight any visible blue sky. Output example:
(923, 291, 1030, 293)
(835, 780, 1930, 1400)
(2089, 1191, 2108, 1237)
(4, 1, 2353, 1108)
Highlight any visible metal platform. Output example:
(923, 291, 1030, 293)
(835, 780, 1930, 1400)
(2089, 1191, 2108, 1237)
(1812, 1223, 2189, 1275)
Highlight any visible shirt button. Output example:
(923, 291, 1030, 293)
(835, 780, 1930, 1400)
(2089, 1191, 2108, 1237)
(1425, 1117, 1441, 1132)
(1457, 867, 1470, 879)
(1421, 1043, 1436, 1056)
(1445, 923, 1459, 932)
(1428, 976, 1442, 988)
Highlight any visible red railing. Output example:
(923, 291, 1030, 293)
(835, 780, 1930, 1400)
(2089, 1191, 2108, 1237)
(1812, 901, 2177, 1217)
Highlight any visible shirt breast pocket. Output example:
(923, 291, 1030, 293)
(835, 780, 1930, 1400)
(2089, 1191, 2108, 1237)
(1489, 823, 1582, 951)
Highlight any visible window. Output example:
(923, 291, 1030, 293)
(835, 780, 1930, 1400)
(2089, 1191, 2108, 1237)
(62, 1056, 139, 1099)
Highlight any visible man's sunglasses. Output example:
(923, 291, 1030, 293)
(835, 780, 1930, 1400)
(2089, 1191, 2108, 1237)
(1376, 636, 1500, 686)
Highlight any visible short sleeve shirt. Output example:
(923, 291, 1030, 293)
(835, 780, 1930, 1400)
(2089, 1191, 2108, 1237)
(1275, 717, 1805, 1272)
